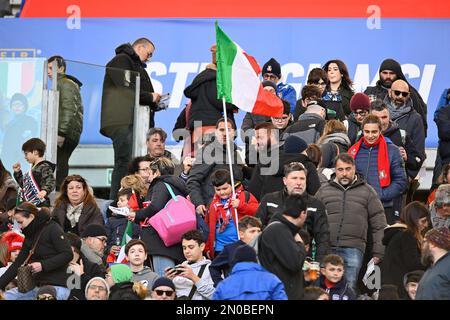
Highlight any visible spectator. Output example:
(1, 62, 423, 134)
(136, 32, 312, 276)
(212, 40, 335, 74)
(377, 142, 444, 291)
(53, 175, 104, 236)
(187, 118, 244, 215)
(258, 194, 309, 300)
(415, 227, 450, 300)
(212, 244, 287, 300)
(347, 93, 371, 145)
(0, 202, 73, 300)
(35, 285, 57, 300)
(101, 38, 162, 200)
(80, 224, 108, 269)
(283, 101, 326, 145)
(429, 184, 450, 229)
(315, 153, 387, 293)
(13, 138, 56, 207)
(65, 232, 105, 300)
(381, 201, 428, 298)
(256, 162, 330, 262)
(119, 174, 147, 210)
(127, 155, 152, 187)
(322, 60, 354, 116)
(293, 84, 323, 121)
(317, 120, 351, 168)
(427, 164, 450, 205)
(303, 287, 330, 300)
(205, 169, 258, 259)
(150, 277, 176, 300)
(0, 159, 17, 229)
(165, 230, 215, 300)
(129, 157, 187, 276)
(85, 277, 110, 300)
(271, 100, 292, 140)
(146, 128, 178, 163)
(364, 58, 427, 133)
(209, 215, 262, 286)
(106, 264, 146, 300)
(377, 284, 400, 300)
(262, 58, 297, 114)
(309, 254, 356, 300)
(403, 270, 424, 300)
(435, 103, 450, 166)
(348, 115, 407, 224)
(0, 242, 8, 276)
(184, 45, 238, 156)
(47, 55, 84, 190)
(0, 231, 24, 270)
(125, 239, 158, 292)
(0, 198, 16, 233)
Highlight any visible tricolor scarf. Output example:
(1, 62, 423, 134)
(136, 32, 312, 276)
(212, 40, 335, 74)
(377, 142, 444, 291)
(348, 135, 391, 187)
(213, 189, 242, 233)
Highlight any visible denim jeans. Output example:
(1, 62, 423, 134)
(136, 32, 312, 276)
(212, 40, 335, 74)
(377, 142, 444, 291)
(5, 286, 70, 300)
(152, 255, 176, 278)
(109, 126, 133, 200)
(331, 247, 364, 294)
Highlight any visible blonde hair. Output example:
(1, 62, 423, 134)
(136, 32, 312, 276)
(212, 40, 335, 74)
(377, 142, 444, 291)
(317, 120, 347, 145)
(120, 174, 148, 197)
(133, 282, 148, 300)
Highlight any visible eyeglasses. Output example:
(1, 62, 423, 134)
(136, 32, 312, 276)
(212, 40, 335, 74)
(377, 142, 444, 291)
(37, 295, 56, 300)
(138, 167, 151, 172)
(88, 285, 107, 292)
(95, 237, 107, 243)
(155, 289, 174, 297)
(393, 90, 409, 97)
(353, 110, 368, 117)
(263, 73, 278, 81)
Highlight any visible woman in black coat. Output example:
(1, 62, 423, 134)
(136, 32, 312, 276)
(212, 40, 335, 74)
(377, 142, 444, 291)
(128, 157, 188, 277)
(380, 201, 429, 299)
(322, 60, 354, 116)
(0, 202, 73, 300)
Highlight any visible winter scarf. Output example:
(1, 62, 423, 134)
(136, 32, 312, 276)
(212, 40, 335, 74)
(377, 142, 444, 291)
(212, 189, 242, 233)
(66, 203, 84, 228)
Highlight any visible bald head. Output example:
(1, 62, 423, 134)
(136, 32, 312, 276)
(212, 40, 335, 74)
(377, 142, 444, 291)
(389, 80, 410, 107)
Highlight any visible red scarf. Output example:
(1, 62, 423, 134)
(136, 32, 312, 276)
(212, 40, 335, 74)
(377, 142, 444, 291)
(213, 189, 242, 233)
(348, 135, 391, 187)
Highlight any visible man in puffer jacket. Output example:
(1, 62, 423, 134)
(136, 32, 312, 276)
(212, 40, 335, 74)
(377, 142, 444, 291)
(47, 56, 83, 189)
(348, 115, 407, 224)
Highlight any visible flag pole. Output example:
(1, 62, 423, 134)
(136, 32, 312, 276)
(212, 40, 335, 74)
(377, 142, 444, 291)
(221, 97, 240, 240)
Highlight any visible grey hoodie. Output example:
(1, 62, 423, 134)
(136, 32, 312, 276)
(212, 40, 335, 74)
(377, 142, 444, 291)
(132, 266, 159, 290)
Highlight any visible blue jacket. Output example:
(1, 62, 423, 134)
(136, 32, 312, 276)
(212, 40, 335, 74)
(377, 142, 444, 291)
(277, 82, 297, 114)
(212, 262, 288, 300)
(354, 139, 407, 210)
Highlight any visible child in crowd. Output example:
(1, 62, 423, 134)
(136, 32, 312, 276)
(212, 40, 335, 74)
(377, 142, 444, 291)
(303, 287, 330, 300)
(205, 169, 259, 259)
(308, 254, 356, 300)
(12, 138, 55, 207)
(125, 239, 158, 295)
(403, 270, 424, 300)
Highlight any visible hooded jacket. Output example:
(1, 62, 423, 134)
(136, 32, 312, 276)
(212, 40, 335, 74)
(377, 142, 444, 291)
(248, 147, 321, 201)
(380, 223, 425, 298)
(256, 189, 330, 262)
(212, 262, 288, 300)
(364, 59, 428, 134)
(315, 174, 387, 257)
(173, 257, 215, 300)
(136, 175, 189, 263)
(13, 160, 56, 207)
(101, 43, 157, 136)
(57, 73, 83, 144)
(258, 213, 308, 300)
(132, 266, 159, 290)
(184, 67, 237, 129)
(0, 209, 73, 290)
(319, 132, 351, 168)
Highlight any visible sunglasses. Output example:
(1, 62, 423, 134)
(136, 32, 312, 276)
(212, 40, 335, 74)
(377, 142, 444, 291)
(95, 237, 107, 243)
(37, 295, 56, 300)
(155, 289, 174, 297)
(393, 90, 409, 97)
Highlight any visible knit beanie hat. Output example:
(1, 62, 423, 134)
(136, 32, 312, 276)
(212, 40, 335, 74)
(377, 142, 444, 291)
(81, 224, 108, 238)
(151, 277, 176, 291)
(85, 277, 110, 298)
(36, 285, 57, 299)
(284, 135, 308, 154)
(231, 245, 258, 267)
(379, 58, 403, 77)
(110, 264, 133, 284)
(424, 227, 450, 251)
(1, 231, 25, 253)
(349, 93, 371, 112)
(262, 80, 277, 92)
(262, 58, 281, 78)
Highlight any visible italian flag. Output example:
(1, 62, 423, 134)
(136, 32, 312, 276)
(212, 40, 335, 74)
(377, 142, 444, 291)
(215, 22, 283, 117)
(115, 220, 134, 264)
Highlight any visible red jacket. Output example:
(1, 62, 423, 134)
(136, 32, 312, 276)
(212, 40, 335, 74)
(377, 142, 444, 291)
(205, 186, 259, 259)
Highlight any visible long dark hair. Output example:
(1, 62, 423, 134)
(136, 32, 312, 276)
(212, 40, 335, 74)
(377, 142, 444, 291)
(323, 59, 354, 92)
(400, 201, 429, 248)
(0, 159, 11, 187)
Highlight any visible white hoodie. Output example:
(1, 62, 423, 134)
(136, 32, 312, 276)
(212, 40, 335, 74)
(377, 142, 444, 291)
(173, 257, 215, 300)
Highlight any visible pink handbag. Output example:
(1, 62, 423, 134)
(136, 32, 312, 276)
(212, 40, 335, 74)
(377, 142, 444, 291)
(149, 183, 196, 247)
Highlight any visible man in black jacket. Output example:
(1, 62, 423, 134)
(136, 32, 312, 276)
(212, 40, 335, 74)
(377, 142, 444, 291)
(101, 38, 162, 200)
(256, 162, 330, 262)
(259, 194, 308, 300)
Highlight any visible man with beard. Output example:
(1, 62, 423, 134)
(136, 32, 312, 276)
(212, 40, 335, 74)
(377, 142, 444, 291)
(364, 58, 427, 134)
(316, 154, 387, 294)
(256, 162, 330, 262)
(415, 227, 450, 300)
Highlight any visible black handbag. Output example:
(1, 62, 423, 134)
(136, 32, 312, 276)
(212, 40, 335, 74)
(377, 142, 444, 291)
(16, 225, 46, 293)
